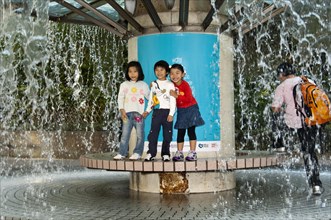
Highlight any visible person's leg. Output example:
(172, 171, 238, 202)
(187, 126, 197, 151)
(307, 126, 322, 187)
(176, 129, 186, 151)
(118, 112, 134, 156)
(132, 112, 145, 156)
(172, 129, 185, 161)
(271, 112, 285, 150)
(299, 126, 322, 187)
(147, 110, 162, 157)
(161, 110, 173, 157)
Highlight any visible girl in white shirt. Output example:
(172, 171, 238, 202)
(114, 61, 150, 160)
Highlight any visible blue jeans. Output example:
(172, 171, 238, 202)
(119, 112, 145, 156)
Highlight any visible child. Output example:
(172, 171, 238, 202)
(114, 61, 150, 160)
(169, 64, 205, 161)
(142, 60, 176, 161)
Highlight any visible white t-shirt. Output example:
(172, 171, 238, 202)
(117, 80, 150, 114)
(145, 79, 176, 116)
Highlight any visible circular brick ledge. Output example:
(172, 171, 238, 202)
(79, 151, 287, 172)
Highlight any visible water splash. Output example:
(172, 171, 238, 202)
(225, 0, 331, 151)
(0, 1, 127, 163)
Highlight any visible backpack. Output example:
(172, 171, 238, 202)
(293, 75, 331, 126)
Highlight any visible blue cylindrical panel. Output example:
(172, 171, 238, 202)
(138, 33, 220, 152)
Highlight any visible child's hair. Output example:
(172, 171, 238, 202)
(125, 61, 145, 81)
(277, 62, 296, 76)
(170, 63, 184, 73)
(154, 60, 170, 74)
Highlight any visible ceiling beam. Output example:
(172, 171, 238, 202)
(49, 16, 97, 26)
(104, 0, 144, 34)
(141, 0, 163, 32)
(218, 7, 242, 34)
(179, 0, 189, 29)
(75, 0, 127, 34)
(53, 0, 123, 37)
(201, 0, 226, 31)
(65, 0, 104, 19)
(241, 5, 287, 34)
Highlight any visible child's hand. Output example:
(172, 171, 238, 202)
(142, 111, 149, 118)
(121, 110, 128, 121)
(120, 109, 127, 121)
(167, 115, 173, 122)
(169, 89, 178, 98)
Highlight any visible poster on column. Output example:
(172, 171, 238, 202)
(138, 33, 220, 153)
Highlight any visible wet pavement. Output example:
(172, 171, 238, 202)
(0, 158, 330, 220)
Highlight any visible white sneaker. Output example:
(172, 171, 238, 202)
(113, 154, 125, 160)
(144, 153, 155, 161)
(129, 153, 141, 160)
(162, 155, 170, 161)
(312, 185, 322, 195)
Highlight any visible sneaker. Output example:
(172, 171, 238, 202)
(129, 153, 141, 160)
(113, 154, 125, 160)
(274, 147, 286, 152)
(144, 153, 155, 161)
(185, 151, 197, 161)
(172, 151, 184, 161)
(312, 185, 322, 195)
(162, 155, 170, 161)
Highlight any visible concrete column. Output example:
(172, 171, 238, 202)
(130, 171, 236, 193)
(219, 34, 236, 158)
(125, 1, 236, 193)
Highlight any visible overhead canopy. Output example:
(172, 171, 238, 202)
(8, 0, 286, 38)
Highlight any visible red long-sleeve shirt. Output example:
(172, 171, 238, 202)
(174, 80, 197, 108)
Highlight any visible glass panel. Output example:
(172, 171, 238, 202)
(49, 0, 125, 22)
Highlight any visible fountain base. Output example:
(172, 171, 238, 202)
(130, 171, 236, 193)
(80, 151, 285, 193)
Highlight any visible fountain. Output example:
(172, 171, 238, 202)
(1, 0, 330, 219)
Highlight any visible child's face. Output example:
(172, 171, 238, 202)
(154, 66, 167, 80)
(128, 66, 139, 81)
(170, 68, 184, 85)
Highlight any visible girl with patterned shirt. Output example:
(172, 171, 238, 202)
(114, 61, 150, 160)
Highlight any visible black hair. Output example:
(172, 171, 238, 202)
(277, 62, 296, 76)
(125, 61, 144, 81)
(154, 60, 170, 73)
(170, 63, 185, 73)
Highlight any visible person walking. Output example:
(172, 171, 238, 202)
(271, 62, 322, 195)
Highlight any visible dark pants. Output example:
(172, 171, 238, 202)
(272, 113, 322, 187)
(147, 109, 173, 157)
(297, 126, 322, 187)
(177, 126, 196, 143)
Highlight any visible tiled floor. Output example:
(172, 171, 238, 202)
(0, 157, 330, 220)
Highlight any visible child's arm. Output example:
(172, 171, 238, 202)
(143, 82, 150, 100)
(170, 89, 178, 98)
(168, 83, 177, 117)
(143, 82, 154, 118)
(167, 115, 173, 122)
(117, 83, 127, 120)
(120, 109, 127, 121)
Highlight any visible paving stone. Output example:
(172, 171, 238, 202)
(0, 161, 330, 220)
